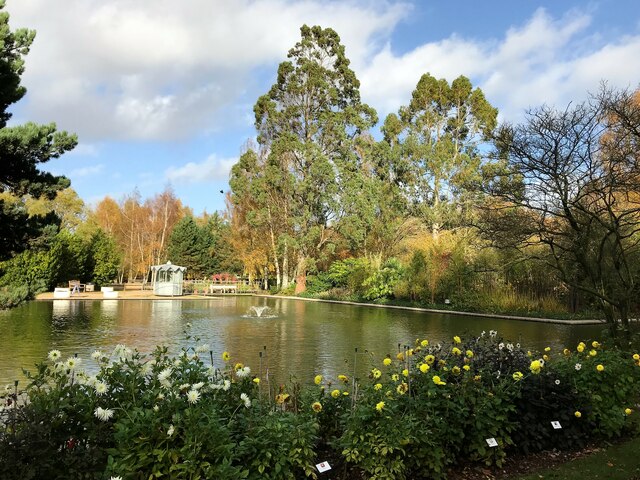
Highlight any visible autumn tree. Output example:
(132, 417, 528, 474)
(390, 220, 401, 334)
(25, 187, 86, 231)
(481, 87, 640, 345)
(144, 187, 185, 267)
(91, 196, 121, 237)
(230, 146, 292, 288)
(92, 188, 185, 282)
(227, 186, 271, 288)
(116, 190, 147, 280)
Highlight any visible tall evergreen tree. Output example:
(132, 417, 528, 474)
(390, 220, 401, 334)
(385, 74, 497, 237)
(0, 1, 77, 259)
(89, 229, 121, 286)
(201, 213, 242, 275)
(234, 25, 377, 291)
(166, 216, 207, 278)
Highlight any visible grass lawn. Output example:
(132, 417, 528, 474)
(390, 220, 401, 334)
(515, 436, 640, 479)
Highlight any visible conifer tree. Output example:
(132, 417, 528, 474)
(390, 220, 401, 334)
(0, 1, 77, 259)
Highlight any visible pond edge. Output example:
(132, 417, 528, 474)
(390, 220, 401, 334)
(255, 294, 605, 325)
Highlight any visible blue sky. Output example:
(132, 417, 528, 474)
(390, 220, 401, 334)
(8, 0, 640, 215)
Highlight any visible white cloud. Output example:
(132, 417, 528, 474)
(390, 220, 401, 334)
(69, 164, 105, 178)
(66, 143, 100, 157)
(358, 37, 488, 115)
(9, 1, 640, 145)
(165, 155, 237, 184)
(10, 0, 408, 141)
(358, 8, 640, 123)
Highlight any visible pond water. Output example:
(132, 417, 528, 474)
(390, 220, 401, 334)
(0, 297, 605, 386)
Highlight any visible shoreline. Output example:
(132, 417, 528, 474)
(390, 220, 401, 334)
(34, 290, 253, 301)
(35, 290, 606, 325)
(255, 294, 606, 325)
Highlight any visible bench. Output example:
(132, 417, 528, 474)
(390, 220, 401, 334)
(209, 284, 238, 294)
(69, 280, 85, 293)
(104, 283, 144, 291)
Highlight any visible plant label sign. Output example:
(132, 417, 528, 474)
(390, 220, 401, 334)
(486, 438, 498, 447)
(316, 461, 331, 473)
(551, 421, 562, 429)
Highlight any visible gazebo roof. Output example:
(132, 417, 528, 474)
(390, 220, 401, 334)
(150, 261, 186, 273)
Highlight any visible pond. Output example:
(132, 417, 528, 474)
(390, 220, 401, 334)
(0, 297, 605, 386)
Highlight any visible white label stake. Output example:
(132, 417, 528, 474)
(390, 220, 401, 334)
(551, 421, 562, 429)
(486, 438, 498, 447)
(316, 462, 331, 473)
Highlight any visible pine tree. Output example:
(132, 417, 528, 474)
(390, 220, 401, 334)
(0, 1, 77, 259)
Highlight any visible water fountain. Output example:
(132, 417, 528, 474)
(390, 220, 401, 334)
(245, 306, 277, 318)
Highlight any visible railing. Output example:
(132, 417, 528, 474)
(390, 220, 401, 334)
(183, 279, 258, 294)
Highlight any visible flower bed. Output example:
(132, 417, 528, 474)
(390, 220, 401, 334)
(1, 330, 639, 479)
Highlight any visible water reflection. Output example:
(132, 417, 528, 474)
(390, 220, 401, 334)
(0, 297, 608, 386)
(52, 300, 72, 319)
(101, 299, 119, 319)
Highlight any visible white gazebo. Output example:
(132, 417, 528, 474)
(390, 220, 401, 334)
(150, 261, 187, 296)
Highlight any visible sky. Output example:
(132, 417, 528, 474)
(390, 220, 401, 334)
(7, 0, 640, 215)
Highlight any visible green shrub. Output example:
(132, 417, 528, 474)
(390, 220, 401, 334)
(511, 371, 591, 453)
(339, 406, 420, 480)
(327, 257, 372, 295)
(0, 284, 31, 309)
(327, 258, 369, 288)
(276, 283, 296, 296)
(0, 249, 55, 296)
(0, 361, 112, 479)
(303, 272, 333, 296)
(239, 411, 318, 479)
(362, 258, 403, 301)
(108, 402, 243, 479)
(553, 344, 640, 438)
(89, 230, 121, 286)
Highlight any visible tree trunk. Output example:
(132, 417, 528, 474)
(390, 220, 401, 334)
(618, 301, 632, 348)
(157, 200, 170, 265)
(282, 243, 290, 289)
(432, 177, 440, 240)
(294, 254, 306, 294)
(269, 223, 281, 290)
(600, 302, 622, 348)
(127, 217, 135, 281)
(432, 223, 440, 239)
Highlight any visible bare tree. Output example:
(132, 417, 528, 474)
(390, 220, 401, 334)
(480, 87, 640, 346)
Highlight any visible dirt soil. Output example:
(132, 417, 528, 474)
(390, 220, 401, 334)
(450, 446, 606, 479)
